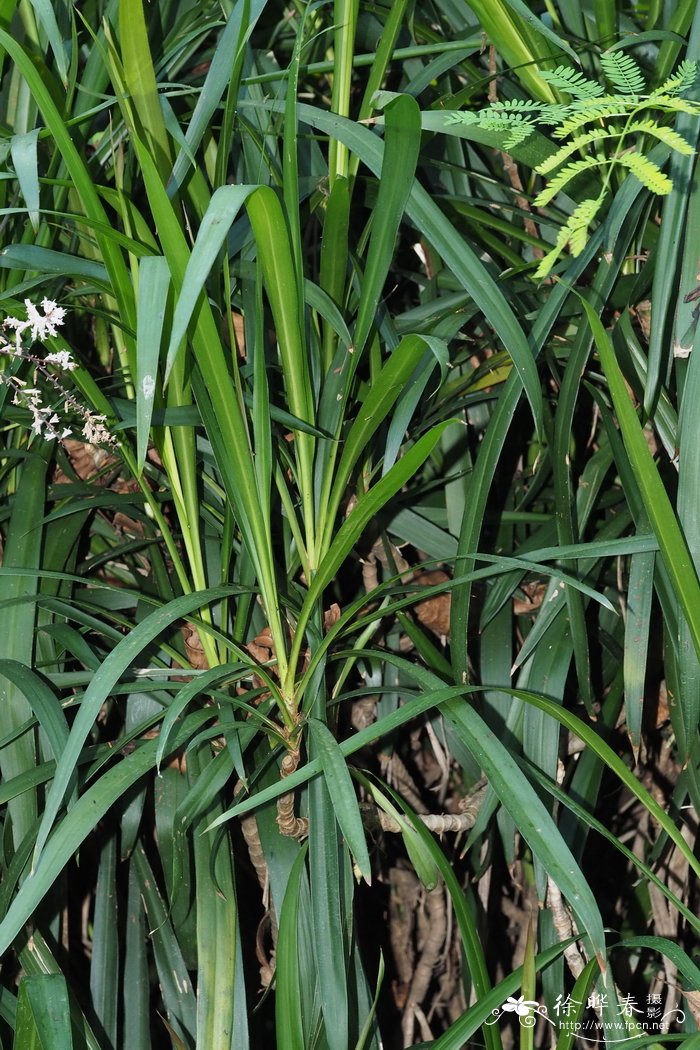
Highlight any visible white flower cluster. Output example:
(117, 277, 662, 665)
(9, 380, 72, 441)
(0, 299, 115, 445)
(4, 299, 68, 347)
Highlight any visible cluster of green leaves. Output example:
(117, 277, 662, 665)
(0, 1, 699, 1049)
(447, 52, 700, 275)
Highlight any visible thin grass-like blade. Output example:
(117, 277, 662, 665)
(275, 845, 308, 1050)
(0, 29, 135, 335)
(440, 696, 607, 967)
(374, 781, 503, 1050)
(132, 843, 196, 1045)
(163, 186, 255, 383)
(89, 834, 118, 1047)
(455, 0, 559, 102)
(624, 534, 655, 759)
(0, 447, 49, 850)
(308, 771, 350, 1050)
(0, 710, 211, 957)
(353, 94, 421, 354)
(118, 0, 171, 181)
(501, 0, 580, 62)
(583, 297, 700, 757)
(167, 0, 263, 193)
(308, 718, 371, 882)
(187, 748, 239, 1050)
(32, 586, 237, 868)
(27, 0, 69, 86)
(290, 422, 455, 675)
(124, 860, 150, 1050)
(287, 103, 544, 438)
(319, 333, 435, 552)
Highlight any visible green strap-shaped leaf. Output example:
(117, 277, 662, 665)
(287, 102, 545, 438)
(309, 719, 371, 881)
(167, 0, 264, 193)
(502, 0, 580, 64)
(10, 130, 40, 232)
(583, 296, 700, 758)
(13, 975, 72, 1050)
(163, 185, 255, 383)
(118, 0, 171, 182)
(354, 94, 421, 354)
(319, 333, 436, 554)
(136, 255, 169, 474)
(31, 586, 240, 869)
(290, 421, 456, 678)
(0, 710, 211, 959)
(623, 535, 655, 759)
(275, 845, 308, 1050)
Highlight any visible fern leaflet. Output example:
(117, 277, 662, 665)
(534, 197, 605, 278)
(533, 156, 606, 207)
(539, 65, 605, 99)
(626, 120, 695, 156)
(536, 127, 624, 175)
(639, 95, 700, 116)
(489, 99, 552, 114)
(651, 59, 698, 98)
(554, 99, 636, 139)
(617, 152, 673, 194)
(600, 51, 645, 95)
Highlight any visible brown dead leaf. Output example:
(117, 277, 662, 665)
(656, 679, 670, 727)
(182, 623, 209, 670)
(683, 989, 700, 1026)
(54, 439, 117, 484)
(231, 310, 246, 360)
(513, 581, 547, 615)
(413, 570, 451, 638)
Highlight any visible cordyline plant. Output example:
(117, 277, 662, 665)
(0, 1, 699, 1049)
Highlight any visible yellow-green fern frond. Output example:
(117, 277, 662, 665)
(534, 196, 605, 278)
(651, 59, 698, 98)
(618, 152, 673, 194)
(554, 98, 636, 139)
(600, 51, 645, 95)
(540, 65, 605, 99)
(639, 95, 700, 117)
(627, 119, 695, 157)
(537, 127, 623, 175)
(533, 156, 606, 207)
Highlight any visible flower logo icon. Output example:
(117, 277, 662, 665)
(503, 996, 540, 1017)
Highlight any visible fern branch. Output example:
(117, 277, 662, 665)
(537, 127, 625, 175)
(600, 51, 645, 95)
(540, 66, 606, 99)
(533, 156, 607, 207)
(651, 59, 698, 98)
(617, 152, 673, 194)
(534, 196, 605, 278)
(554, 99, 637, 139)
(637, 95, 700, 117)
(626, 119, 695, 157)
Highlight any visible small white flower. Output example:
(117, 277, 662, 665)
(82, 414, 113, 445)
(44, 350, 76, 371)
(24, 298, 66, 338)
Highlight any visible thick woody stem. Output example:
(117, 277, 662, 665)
(276, 750, 309, 839)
